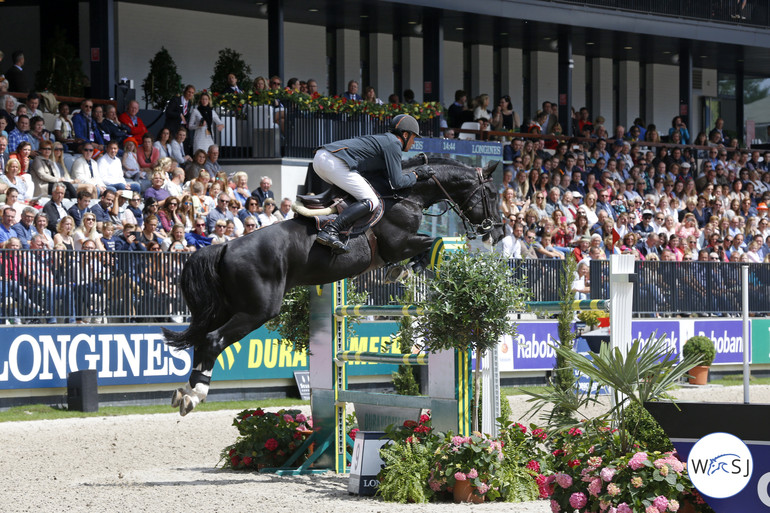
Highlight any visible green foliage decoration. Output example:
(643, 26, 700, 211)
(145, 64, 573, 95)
(210, 48, 252, 94)
(142, 47, 183, 110)
(35, 28, 88, 97)
(682, 336, 716, 366)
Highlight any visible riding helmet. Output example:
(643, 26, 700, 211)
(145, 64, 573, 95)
(390, 114, 421, 138)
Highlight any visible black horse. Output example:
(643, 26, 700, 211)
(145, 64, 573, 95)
(163, 156, 504, 415)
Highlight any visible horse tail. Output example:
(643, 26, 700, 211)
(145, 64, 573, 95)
(163, 244, 228, 350)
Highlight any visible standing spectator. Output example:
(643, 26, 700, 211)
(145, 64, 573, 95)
(5, 51, 28, 93)
(447, 90, 467, 129)
(189, 92, 224, 153)
(222, 73, 242, 94)
(164, 84, 196, 137)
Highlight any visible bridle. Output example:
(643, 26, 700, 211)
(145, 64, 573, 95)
(429, 166, 503, 240)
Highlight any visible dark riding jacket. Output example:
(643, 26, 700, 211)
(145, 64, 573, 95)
(322, 133, 417, 190)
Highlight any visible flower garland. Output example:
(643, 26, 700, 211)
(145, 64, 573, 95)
(207, 88, 444, 120)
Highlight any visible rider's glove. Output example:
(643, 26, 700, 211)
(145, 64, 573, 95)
(414, 165, 435, 181)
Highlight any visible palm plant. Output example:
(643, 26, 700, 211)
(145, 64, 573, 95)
(524, 333, 705, 453)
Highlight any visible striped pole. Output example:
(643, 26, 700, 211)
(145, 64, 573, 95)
(336, 351, 429, 365)
(335, 304, 424, 317)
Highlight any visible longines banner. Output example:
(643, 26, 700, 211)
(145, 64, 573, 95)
(0, 322, 402, 389)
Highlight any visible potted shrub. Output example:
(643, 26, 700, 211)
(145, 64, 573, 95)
(682, 336, 716, 385)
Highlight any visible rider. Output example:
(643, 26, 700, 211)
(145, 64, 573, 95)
(312, 113, 434, 253)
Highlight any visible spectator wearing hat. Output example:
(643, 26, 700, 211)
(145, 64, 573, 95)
(634, 209, 655, 239)
(573, 235, 591, 261)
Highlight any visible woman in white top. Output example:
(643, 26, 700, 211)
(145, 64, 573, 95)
(33, 212, 55, 249)
(472, 94, 491, 121)
(1, 158, 31, 202)
(363, 86, 383, 105)
(72, 213, 105, 250)
(189, 92, 224, 153)
(257, 198, 282, 227)
(153, 127, 172, 159)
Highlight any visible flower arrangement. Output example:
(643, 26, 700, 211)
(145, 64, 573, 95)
(429, 432, 505, 500)
(208, 87, 444, 120)
(220, 407, 312, 470)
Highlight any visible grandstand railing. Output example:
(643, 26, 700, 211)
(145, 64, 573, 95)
(214, 104, 442, 160)
(2, 250, 767, 323)
(542, 0, 770, 27)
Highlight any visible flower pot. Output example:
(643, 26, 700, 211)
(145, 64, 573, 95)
(453, 479, 485, 503)
(688, 365, 709, 385)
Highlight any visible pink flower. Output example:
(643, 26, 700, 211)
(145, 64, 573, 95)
(476, 482, 490, 494)
(550, 499, 560, 513)
(629, 451, 649, 470)
(283, 414, 294, 423)
(569, 492, 588, 509)
(653, 496, 669, 512)
(607, 483, 620, 496)
(554, 473, 573, 489)
(467, 468, 479, 479)
(609, 508, 618, 513)
(646, 506, 659, 513)
(587, 456, 603, 469)
(588, 477, 603, 496)
(295, 413, 307, 423)
(668, 499, 680, 512)
(454, 471, 467, 481)
(568, 427, 583, 436)
(429, 479, 442, 492)
(617, 503, 633, 513)
(600, 467, 616, 482)
(631, 476, 643, 488)
(242, 456, 252, 467)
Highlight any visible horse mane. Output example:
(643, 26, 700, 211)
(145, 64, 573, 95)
(402, 155, 476, 171)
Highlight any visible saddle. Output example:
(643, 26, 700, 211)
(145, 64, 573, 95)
(293, 164, 384, 237)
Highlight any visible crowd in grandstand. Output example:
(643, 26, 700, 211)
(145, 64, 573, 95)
(1, 50, 770, 319)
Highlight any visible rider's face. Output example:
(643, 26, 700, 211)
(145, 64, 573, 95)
(402, 132, 416, 152)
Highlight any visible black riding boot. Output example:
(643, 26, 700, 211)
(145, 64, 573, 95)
(316, 200, 373, 253)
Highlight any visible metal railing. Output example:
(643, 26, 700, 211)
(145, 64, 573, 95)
(215, 103, 442, 160)
(545, 0, 770, 26)
(2, 249, 768, 323)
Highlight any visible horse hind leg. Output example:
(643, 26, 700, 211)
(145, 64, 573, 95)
(174, 312, 271, 416)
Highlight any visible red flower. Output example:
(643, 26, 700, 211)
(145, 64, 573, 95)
(231, 456, 241, 467)
(552, 449, 564, 457)
(419, 414, 431, 423)
(229, 449, 236, 456)
(403, 420, 418, 429)
(532, 428, 548, 440)
(413, 424, 430, 434)
(349, 428, 359, 440)
(254, 409, 265, 416)
(242, 456, 253, 467)
(265, 438, 279, 451)
(526, 460, 541, 473)
(515, 422, 527, 434)
(568, 459, 581, 468)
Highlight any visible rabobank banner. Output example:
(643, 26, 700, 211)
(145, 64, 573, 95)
(0, 321, 403, 390)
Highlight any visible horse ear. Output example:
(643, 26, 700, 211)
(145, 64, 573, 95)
(483, 160, 502, 178)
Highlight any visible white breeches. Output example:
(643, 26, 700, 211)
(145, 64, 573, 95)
(313, 150, 380, 210)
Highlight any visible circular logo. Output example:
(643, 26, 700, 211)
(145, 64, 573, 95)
(688, 432, 753, 499)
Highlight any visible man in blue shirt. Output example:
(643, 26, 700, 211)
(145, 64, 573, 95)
(89, 189, 116, 232)
(7, 115, 33, 153)
(0, 206, 15, 244)
(72, 99, 105, 153)
(67, 189, 93, 228)
(11, 206, 36, 248)
(185, 217, 213, 249)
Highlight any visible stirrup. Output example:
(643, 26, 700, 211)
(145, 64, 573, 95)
(317, 230, 349, 253)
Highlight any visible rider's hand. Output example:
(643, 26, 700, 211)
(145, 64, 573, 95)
(414, 165, 435, 181)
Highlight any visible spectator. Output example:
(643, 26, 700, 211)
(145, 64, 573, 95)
(164, 84, 196, 136)
(137, 214, 164, 247)
(342, 80, 362, 101)
(90, 189, 117, 232)
(1, 158, 31, 202)
(53, 103, 77, 151)
(251, 175, 275, 206)
(32, 213, 54, 249)
(101, 105, 131, 147)
(73, 213, 104, 250)
(162, 223, 193, 252)
(446, 90, 467, 129)
(278, 197, 294, 220)
(52, 215, 76, 250)
(72, 99, 104, 152)
(4, 51, 28, 93)
(99, 140, 140, 193)
(118, 100, 148, 148)
(7, 114, 33, 153)
(11, 205, 36, 248)
(258, 197, 281, 227)
(222, 73, 242, 94)
(210, 219, 229, 244)
(71, 144, 107, 196)
(189, 92, 224, 153)
(184, 149, 207, 182)
(121, 140, 147, 190)
(164, 167, 186, 197)
(144, 170, 171, 204)
(114, 223, 145, 251)
(157, 196, 182, 233)
(0, 205, 15, 244)
(203, 144, 221, 175)
(169, 128, 191, 166)
(29, 142, 77, 198)
(206, 192, 234, 232)
(238, 197, 262, 226)
(137, 134, 159, 173)
(185, 217, 212, 249)
(363, 86, 383, 105)
(242, 216, 258, 235)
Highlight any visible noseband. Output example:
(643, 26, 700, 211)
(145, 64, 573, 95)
(430, 167, 502, 240)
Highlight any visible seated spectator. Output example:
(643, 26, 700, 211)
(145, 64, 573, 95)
(169, 128, 191, 166)
(90, 188, 117, 232)
(258, 197, 281, 227)
(164, 167, 186, 197)
(7, 114, 33, 153)
(114, 223, 146, 251)
(144, 170, 171, 204)
(231, 171, 251, 206)
(11, 205, 36, 248)
(1, 157, 31, 203)
(227, 199, 243, 233)
(184, 149, 207, 182)
(118, 100, 148, 147)
(71, 144, 108, 196)
(101, 105, 131, 147)
(28, 115, 53, 152)
(0, 95, 18, 132)
(142, 198, 164, 234)
(205, 192, 234, 232)
(242, 215, 258, 235)
(66, 189, 93, 227)
(73, 213, 104, 250)
(278, 197, 293, 221)
(210, 219, 230, 245)
(162, 223, 193, 252)
(30, 142, 78, 198)
(238, 197, 263, 226)
(157, 196, 182, 233)
(137, 214, 164, 247)
(52, 103, 78, 151)
(137, 134, 159, 173)
(52, 215, 76, 250)
(101, 221, 116, 250)
(154, 127, 172, 159)
(203, 144, 221, 175)
(185, 216, 212, 249)
(99, 140, 140, 193)
(72, 99, 105, 152)
(251, 175, 275, 206)
(176, 193, 194, 230)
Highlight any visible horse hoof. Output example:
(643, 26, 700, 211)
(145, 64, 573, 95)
(171, 388, 184, 408)
(384, 265, 409, 284)
(180, 395, 196, 416)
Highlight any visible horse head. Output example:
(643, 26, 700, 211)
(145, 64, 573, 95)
(404, 156, 504, 245)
